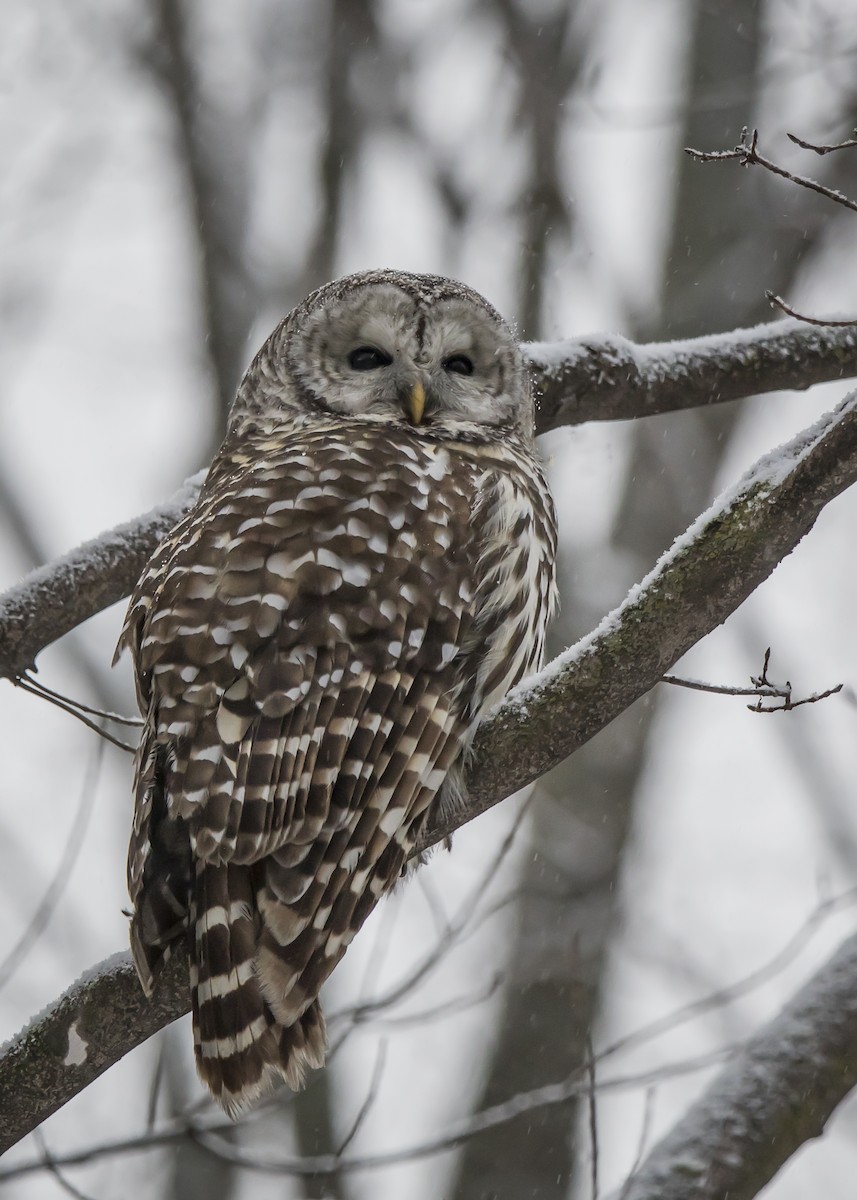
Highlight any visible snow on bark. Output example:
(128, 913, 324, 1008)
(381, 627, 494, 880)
(527, 318, 857, 429)
(0, 471, 205, 680)
(615, 929, 857, 1200)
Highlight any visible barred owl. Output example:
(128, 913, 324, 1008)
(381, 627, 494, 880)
(118, 269, 557, 1115)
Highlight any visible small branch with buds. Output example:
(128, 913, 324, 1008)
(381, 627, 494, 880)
(662, 649, 843, 714)
(686, 127, 857, 327)
(685, 126, 857, 215)
(787, 130, 857, 156)
(763, 291, 857, 329)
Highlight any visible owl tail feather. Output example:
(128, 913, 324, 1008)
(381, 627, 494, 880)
(191, 861, 327, 1118)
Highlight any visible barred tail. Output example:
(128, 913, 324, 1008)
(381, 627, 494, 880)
(191, 860, 327, 1117)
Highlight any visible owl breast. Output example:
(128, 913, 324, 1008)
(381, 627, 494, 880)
(460, 443, 558, 719)
(120, 414, 556, 1115)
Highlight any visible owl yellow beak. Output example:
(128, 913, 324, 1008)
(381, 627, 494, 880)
(403, 379, 426, 425)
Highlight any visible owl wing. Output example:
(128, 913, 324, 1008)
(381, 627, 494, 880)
(122, 425, 485, 974)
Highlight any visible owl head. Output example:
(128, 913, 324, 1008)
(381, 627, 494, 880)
(232, 270, 534, 442)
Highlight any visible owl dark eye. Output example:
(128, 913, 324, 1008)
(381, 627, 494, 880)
(442, 354, 474, 376)
(348, 346, 392, 371)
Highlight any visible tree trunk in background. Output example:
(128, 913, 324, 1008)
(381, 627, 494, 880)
(448, 3, 815, 1196)
(151, 7, 357, 1193)
(160, 1028, 237, 1200)
(290, 1072, 345, 1200)
(153, 0, 259, 446)
(499, 1, 582, 341)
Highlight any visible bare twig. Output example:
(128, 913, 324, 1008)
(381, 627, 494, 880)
(334, 795, 532, 1031)
(0, 744, 102, 992)
(598, 890, 857, 1070)
(745, 647, 844, 713)
(12, 676, 138, 748)
(751, 646, 775, 688)
(662, 674, 782, 699)
(586, 1035, 599, 1200)
(13, 674, 143, 726)
(365, 974, 503, 1032)
(12, 675, 137, 753)
(766, 291, 857, 328)
(618, 1088, 656, 1200)
(685, 126, 857, 215)
(33, 1131, 98, 1200)
(748, 682, 843, 714)
(661, 648, 843, 714)
(686, 128, 857, 330)
(613, 929, 857, 1200)
(334, 1040, 388, 1158)
(145, 1044, 167, 1132)
(787, 130, 857, 156)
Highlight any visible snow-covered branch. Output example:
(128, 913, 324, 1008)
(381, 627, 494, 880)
(422, 386, 857, 848)
(3, 388, 857, 1156)
(528, 316, 857, 428)
(1, 319, 857, 684)
(0, 954, 187, 1157)
(0, 472, 206, 682)
(615, 928, 857, 1200)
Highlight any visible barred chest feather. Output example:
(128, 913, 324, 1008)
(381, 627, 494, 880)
(462, 442, 558, 721)
(125, 421, 556, 732)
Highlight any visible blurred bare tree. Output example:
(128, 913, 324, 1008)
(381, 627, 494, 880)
(3, 1, 857, 1198)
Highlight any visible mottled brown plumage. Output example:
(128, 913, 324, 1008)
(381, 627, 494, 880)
(118, 270, 557, 1115)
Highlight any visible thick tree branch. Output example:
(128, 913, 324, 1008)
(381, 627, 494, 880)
(2, 320, 857, 685)
(420, 386, 857, 846)
(615, 929, 857, 1200)
(0, 954, 187, 1158)
(3, 388, 857, 1154)
(0, 472, 205, 681)
(529, 317, 857, 429)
